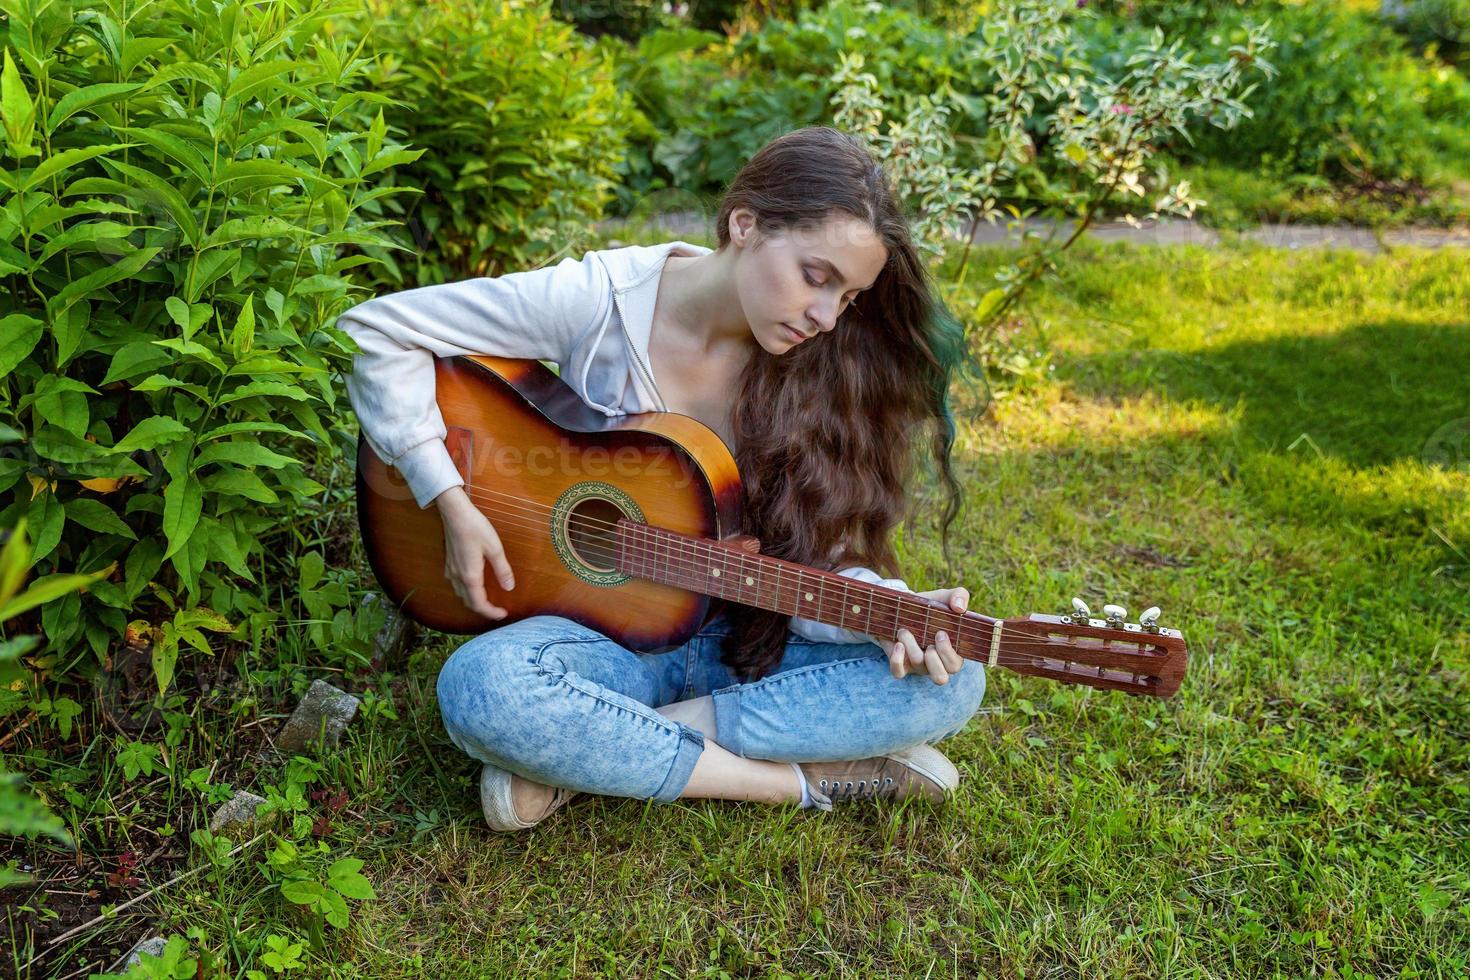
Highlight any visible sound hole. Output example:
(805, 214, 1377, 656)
(565, 497, 626, 573)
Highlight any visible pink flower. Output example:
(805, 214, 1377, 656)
(1110, 103, 1134, 115)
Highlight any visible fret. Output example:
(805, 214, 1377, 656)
(739, 551, 757, 606)
(655, 527, 668, 588)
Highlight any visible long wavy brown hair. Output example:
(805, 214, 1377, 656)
(715, 126, 977, 682)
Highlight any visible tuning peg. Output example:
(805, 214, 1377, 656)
(1103, 603, 1127, 626)
(1139, 606, 1162, 632)
(1070, 597, 1091, 623)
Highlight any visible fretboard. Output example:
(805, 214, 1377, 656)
(616, 521, 992, 651)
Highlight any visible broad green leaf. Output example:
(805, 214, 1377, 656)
(21, 143, 136, 194)
(203, 516, 254, 578)
(195, 442, 295, 469)
(151, 337, 227, 374)
(0, 516, 29, 604)
(102, 340, 174, 384)
(0, 566, 112, 622)
(0, 313, 43, 375)
(36, 220, 141, 265)
(322, 889, 349, 929)
(166, 297, 212, 343)
(26, 489, 64, 565)
(297, 551, 323, 592)
(200, 421, 306, 441)
(32, 376, 94, 438)
(112, 125, 211, 184)
(176, 605, 234, 633)
(224, 60, 305, 103)
(185, 249, 242, 304)
(64, 497, 136, 540)
(46, 82, 142, 132)
(47, 246, 161, 321)
(202, 216, 307, 249)
(216, 158, 333, 189)
(113, 416, 190, 454)
(161, 474, 203, 560)
(975, 287, 1006, 322)
(132, 375, 211, 400)
(152, 632, 178, 696)
(217, 380, 310, 405)
(360, 146, 427, 179)
(123, 538, 163, 602)
(280, 879, 324, 904)
(1, 49, 37, 157)
(202, 467, 278, 504)
(52, 301, 91, 370)
(101, 158, 201, 246)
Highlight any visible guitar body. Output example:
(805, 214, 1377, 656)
(356, 355, 744, 651)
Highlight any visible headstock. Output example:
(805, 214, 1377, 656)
(1001, 597, 1188, 697)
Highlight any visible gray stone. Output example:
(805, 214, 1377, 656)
(208, 789, 268, 834)
(363, 592, 419, 670)
(274, 679, 360, 753)
(112, 935, 167, 971)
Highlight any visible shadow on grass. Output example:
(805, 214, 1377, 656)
(1063, 319, 1470, 470)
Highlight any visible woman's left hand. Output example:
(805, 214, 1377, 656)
(888, 587, 970, 685)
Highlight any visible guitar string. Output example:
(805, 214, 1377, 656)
(431, 498, 1152, 677)
(397, 485, 1165, 679)
(446, 482, 1159, 670)
(453, 482, 1152, 659)
(454, 481, 959, 647)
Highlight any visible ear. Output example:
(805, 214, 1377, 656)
(729, 207, 757, 247)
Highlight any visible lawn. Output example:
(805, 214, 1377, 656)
(11, 235, 1469, 978)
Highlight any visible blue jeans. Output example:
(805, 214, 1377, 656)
(435, 611, 986, 803)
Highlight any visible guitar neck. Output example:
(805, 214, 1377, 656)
(614, 521, 1187, 698)
(616, 520, 988, 656)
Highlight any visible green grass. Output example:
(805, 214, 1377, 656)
(7, 236, 1469, 978)
(1170, 158, 1470, 230)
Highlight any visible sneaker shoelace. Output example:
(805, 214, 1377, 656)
(816, 774, 896, 801)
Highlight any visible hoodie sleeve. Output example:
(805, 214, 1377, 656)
(337, 251, 608, 509)
(788, 565, 915, 647)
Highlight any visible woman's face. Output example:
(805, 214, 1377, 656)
(731, 209, 889, 354)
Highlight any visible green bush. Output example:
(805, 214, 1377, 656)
(1384, 0, 1470, 67)
(608, 0, 969, 211)
(1087, 1, 1470, 184)
(0, 0, 413, 696)
(339, 0, 639, 286)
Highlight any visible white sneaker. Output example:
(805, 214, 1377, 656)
(479, 764, 579, 832)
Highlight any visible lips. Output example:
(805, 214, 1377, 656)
(783, 323, 808, 342)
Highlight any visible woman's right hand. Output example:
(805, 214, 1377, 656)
(435, 486, 516, 619)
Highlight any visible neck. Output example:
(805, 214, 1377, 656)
(660, 249, 756, 355)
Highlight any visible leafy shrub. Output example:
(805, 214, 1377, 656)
(606, 0, 968, 209)
(338, 0, 639, 286)
(0, 0, 412, 696)
(1383, 0, 1470, 67)
(1087, 1, 1470, 184)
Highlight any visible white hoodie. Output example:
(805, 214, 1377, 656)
(337, 239, 911, 647)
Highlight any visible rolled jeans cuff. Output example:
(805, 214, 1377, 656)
(651, 722, 705, 802)
(711, 683, 744, 758)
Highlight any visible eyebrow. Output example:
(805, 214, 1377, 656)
(812, 257, 873, 291)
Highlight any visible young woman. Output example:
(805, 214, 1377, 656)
(340, 126, 986, 831)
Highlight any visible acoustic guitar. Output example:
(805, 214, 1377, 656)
(356, 355, 1188, 697)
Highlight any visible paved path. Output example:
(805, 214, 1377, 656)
(597, 211, 1470, 252)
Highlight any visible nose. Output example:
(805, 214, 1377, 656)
(806, 294, 842, 333)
